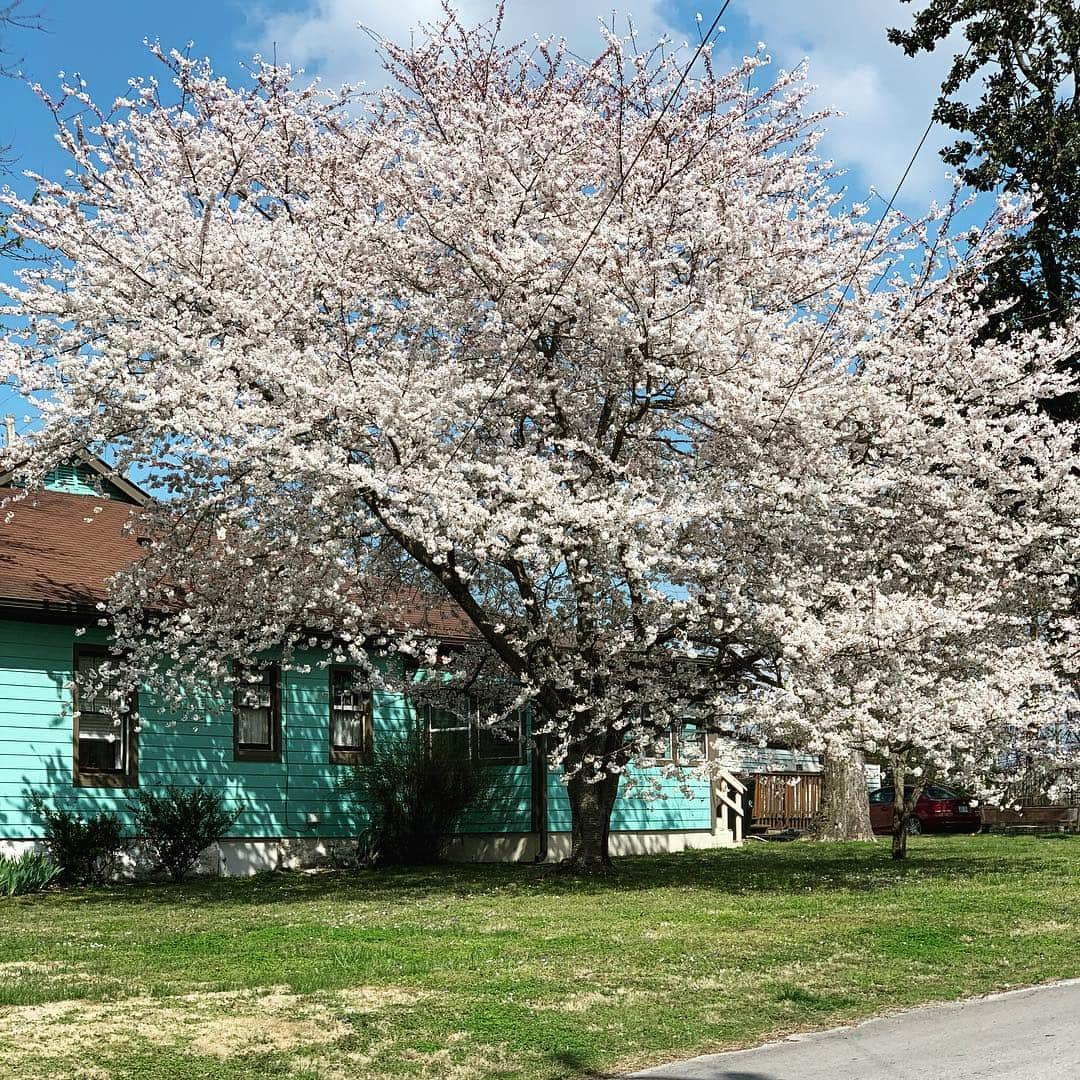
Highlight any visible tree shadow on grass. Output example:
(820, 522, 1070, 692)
(546, 1048, 620, 1079)
(635, 1074, 779, 1080)
(36, 836, 1062, 910)
(546, 1046, 780, 1080)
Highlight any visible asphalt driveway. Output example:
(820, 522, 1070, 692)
(630, 980, 1080, 1080)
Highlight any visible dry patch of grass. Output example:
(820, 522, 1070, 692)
(0, 984, 423, 1078)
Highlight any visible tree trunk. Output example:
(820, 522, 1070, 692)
(563, 770, 620, 873)
(889, 760, 925, 861)
(813, 748, 874, 841)
(890, 795, 909, 860)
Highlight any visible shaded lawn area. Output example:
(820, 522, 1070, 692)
(1, 836, 1078, 1079)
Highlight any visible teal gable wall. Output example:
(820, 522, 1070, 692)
(38, 461, 133, 501)
(0, 617, 714, 842)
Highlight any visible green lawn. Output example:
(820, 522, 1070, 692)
(1, 835, 1078, 1079)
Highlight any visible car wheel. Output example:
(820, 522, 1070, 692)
(906, 817, 923, 835)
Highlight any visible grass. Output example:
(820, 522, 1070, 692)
(0, 835, 1078, 1079)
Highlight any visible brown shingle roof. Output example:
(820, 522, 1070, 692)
(0, 487, 479, 640)
(0, 487, 144, 609)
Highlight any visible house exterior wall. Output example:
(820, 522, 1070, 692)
(546, 767, 715, 834)
(0, 616, 732, 864)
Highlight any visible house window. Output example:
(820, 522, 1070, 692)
(673, 721, 708, 764)
(426, 695, 471, 758)
(233, 663, 281, 762)
(329, 666, 372, 764)
(636, 718, 708, 764)
(638, 720, 673, 762)
(475, 708, 526, 765)
(73, 646, 138, 788)
(424, 695, 526, 765)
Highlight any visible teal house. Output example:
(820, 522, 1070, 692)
(0, 458, 744, 873)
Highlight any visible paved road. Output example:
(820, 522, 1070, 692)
(630, 980, 1080, 1080)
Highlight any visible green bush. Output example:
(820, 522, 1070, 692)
(0, 850, 62, 896)
(28, 794, 129, 885)
(130, 785, 241, 882)
(346, 723, 497, 866)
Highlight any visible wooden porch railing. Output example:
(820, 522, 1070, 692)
(713, 767, 746, 843)
(747, 772, 822, 832)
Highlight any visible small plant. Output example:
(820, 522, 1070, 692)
(346, 722, 496, 866)
(130, 785, 241, 882)
(0, 850, 62, 896)
(28, 793, 128, 885)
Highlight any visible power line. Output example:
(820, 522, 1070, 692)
(765, 45, 973, 441)
(438, 1, 735, 471)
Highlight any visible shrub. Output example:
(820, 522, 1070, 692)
(346, 723, 496, 866)
(0, 850, 62, 896)
(28, 793, 129, 884)
(130, 785, 241, 882)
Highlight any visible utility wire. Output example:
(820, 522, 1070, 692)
(766, 44, 973, 440)
(438, 1, 735, 471)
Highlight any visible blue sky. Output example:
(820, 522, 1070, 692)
(0, 0, 972, 424)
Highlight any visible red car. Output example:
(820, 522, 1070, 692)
(868, 785, 982, 835)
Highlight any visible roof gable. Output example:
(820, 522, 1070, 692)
(0, 449, 152, 506)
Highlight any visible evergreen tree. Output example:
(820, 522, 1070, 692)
(890, 1, 1080, 421)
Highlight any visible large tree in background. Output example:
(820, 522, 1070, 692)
(1, 9, 1076, 868)
(890, 0, 1080, 422)
(891, 1, 1080, 795)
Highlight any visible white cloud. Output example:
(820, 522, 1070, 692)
(739, 0, 967, 207)
(245, 0, 681, 93)
(242, 0, 966, 211)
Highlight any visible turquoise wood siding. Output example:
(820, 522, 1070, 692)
(0, 625, 392, 840)
(460, 764, 533, 834)
(0, 620, 76, 839)
(0, 617, 714, 843)
(545, 765, 714, 834)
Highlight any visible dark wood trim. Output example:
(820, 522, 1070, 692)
(0, 601, 103, 625)
(232, 662, 282, 763)
(71, 448, 153, 505)
(530, 728, 548, 850)
(328, 665, 373, 766)
(72, 643, 139, 789)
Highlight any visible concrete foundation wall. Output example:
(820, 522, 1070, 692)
(3, 823, 738, 876)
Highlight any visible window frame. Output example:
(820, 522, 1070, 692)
(473, 706, 527, 766)
(232, 661, 282, 763)
(72, 644, 139, 789)
(328, 665, 374, 765)
(425, 696, 473, 760)
(672, 720, 709, 766)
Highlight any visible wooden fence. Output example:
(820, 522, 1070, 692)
(747, 772, 822, 832)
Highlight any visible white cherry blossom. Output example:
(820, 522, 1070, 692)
(1, 8, 1076, 867)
